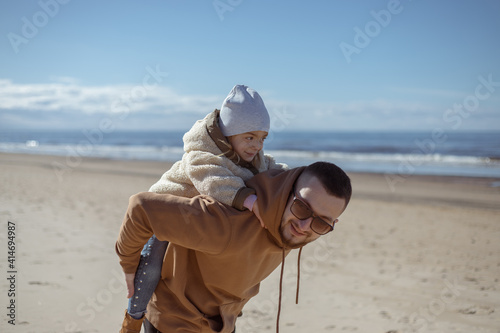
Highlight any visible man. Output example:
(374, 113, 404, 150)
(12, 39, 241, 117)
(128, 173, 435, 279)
(116, 161, 352, 333)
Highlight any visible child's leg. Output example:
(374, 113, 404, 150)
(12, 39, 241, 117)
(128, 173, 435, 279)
(127, 235, 168, 319)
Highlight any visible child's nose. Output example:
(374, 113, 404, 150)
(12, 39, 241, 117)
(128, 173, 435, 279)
(253, 140, 263, 150)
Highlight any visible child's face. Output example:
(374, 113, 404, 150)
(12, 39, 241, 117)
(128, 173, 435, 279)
(228, 131, 268, 162)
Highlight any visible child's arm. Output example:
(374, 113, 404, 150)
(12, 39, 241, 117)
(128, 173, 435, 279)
(243, 194, 265, 228)
(182, 150, 257, 210)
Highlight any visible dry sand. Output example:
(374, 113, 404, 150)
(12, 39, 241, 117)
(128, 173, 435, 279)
(0, 152, 499, 333)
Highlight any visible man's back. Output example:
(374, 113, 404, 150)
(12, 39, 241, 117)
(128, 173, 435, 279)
(116, 167, 304, 332)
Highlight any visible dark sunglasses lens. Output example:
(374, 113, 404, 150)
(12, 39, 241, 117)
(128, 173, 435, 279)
(291, 199, 311, 219)
(311, 218, 332, 234)
(292, 198, 334, 235)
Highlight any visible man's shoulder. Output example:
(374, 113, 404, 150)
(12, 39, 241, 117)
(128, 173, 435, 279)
(258, 166, 304, 178)
(246, 166, 306, 189)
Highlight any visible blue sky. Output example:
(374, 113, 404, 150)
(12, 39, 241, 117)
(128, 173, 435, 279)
(1, 0, 499, 132)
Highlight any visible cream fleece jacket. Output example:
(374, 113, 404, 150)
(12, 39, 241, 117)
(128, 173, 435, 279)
(149, 109, 287, 210)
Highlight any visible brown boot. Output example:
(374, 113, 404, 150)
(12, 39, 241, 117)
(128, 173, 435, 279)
(119, 310, 144, 333)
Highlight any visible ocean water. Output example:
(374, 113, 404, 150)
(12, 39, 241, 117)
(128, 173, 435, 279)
(1, 130, 499, 179)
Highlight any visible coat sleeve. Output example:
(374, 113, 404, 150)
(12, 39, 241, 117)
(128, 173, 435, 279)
(182, 150, 252, 207)
(263, 153, 289, 171)
(115, 192, 237, 274)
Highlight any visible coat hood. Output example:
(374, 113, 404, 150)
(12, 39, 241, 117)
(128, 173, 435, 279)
(247, 166, 307, 332)
(246, 166, 306, 248)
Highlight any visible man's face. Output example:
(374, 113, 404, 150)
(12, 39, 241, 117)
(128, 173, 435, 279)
(279, 174, 346, 248)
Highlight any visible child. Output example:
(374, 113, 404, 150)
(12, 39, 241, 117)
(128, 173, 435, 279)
(120, 84, 287, 332)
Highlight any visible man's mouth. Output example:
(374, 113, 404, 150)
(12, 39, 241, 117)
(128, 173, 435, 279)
(290, 222, 305, 237)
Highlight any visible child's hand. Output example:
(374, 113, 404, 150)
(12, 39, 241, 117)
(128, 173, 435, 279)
(125, 273, 135, 298)
(252, 201, 266, 229)
(244, 194, 266, 228)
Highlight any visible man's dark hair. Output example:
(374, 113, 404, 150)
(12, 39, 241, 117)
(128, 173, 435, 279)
(302, 161, 352, 208)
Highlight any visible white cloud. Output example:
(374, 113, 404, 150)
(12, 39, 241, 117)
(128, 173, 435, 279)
(0, 79, 220, 115)
(1, 79, 498, 131)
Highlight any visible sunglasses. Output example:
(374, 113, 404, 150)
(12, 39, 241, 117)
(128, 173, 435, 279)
(290, 189, 335, 235)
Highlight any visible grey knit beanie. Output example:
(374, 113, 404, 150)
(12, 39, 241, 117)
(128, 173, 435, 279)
(219, 85, 270, 137)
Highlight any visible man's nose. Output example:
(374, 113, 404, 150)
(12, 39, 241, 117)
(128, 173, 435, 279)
(296, 217, 313, 232)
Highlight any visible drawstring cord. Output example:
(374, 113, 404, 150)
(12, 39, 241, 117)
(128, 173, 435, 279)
(276, 246, 303, 333)
(296, 247, 303, 304)
(276, 248, 285, 333)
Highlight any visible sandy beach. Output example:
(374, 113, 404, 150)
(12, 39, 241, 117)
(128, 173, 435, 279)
(0, 152, 499, 333)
